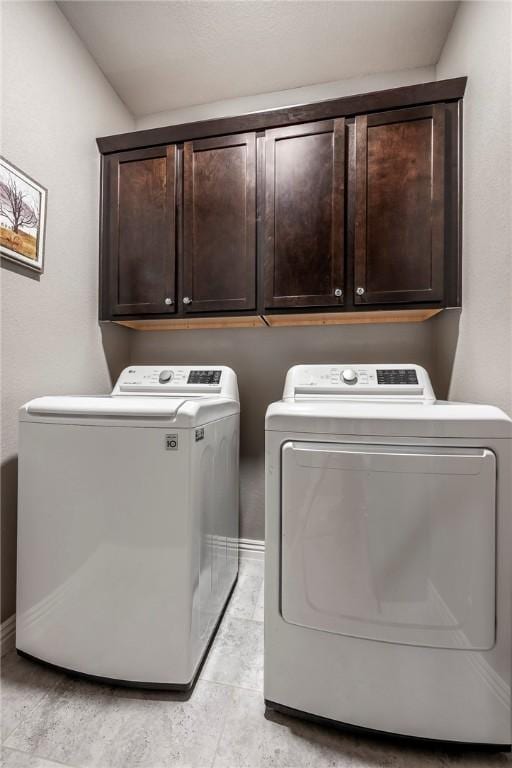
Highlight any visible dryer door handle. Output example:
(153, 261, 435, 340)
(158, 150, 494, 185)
(290, 443, 492, 476)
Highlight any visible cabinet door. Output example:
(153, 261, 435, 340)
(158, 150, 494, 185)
(105, 146, 176, 316)
(264, 119, 345, 310)
(182, 133, 256, 313)
(354, 105, 445, 305)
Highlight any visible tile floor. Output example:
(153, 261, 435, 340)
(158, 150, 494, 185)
(2, 557, 511, 768)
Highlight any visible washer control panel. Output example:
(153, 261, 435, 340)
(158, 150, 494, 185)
(120, 368, 189, 388)
(112, 366, 238, 401)
(283, 364, 434, 401)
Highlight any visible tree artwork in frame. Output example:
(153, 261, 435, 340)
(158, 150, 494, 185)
(0, 157, 47, 272)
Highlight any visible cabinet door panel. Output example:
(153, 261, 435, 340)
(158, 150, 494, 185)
(107, 146, 176, 316)
(354, 105, 445, 305)
(264, 120, 345, 309)
(183, 133, 256, 313)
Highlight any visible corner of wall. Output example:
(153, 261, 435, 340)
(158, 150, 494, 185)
(431, 0, 512, 413)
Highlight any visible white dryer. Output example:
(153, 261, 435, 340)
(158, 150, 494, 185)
(265, 364, 512, 747)
(17, 365, 239, 689)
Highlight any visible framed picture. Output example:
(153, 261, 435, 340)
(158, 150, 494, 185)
(0, 157, 47, 272)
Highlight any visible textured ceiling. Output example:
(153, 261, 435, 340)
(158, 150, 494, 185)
(58, 0, 458, 118)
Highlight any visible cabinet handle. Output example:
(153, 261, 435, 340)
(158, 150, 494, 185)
(334, 288, 343, 298)
(164, 297, 174, 305)
(183, 296, 192, 305)
(356, 287, 365, 296)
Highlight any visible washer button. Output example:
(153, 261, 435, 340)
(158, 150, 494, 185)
(159, 370, 173, 383)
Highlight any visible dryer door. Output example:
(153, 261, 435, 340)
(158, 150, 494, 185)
(281, 442, 496, 650)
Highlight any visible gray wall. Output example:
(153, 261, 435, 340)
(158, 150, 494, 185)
(130, 322, 437, 540)
(135, 66, 435, 130)
(432, 1, 512, 414)
(1, 1, 134, 621)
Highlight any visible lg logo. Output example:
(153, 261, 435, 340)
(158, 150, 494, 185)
(165, 434, 178, 450)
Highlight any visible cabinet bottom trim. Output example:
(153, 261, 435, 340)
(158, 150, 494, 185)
(113, 316, 267, 331)
(263, 308, 441, 327)
(111, 308, 441, 331)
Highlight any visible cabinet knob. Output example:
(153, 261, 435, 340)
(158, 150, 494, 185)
(164, 297, 173, 306)
(334, 288, 343, 298)
(356, 287, 365, 296)
(183, 296, 192, 305)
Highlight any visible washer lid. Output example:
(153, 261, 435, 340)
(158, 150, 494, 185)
(20, 394, 239, 427)
(23, 395, 187, 420)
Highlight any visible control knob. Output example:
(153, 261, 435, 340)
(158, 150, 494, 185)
(159, 370, 174, 383)
(342, 369, 358, 385)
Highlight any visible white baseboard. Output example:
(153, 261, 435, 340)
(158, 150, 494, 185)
(1, 614, 16, 657)
(239, 538, 265, 560)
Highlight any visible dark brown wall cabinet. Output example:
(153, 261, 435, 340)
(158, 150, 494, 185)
(98, 77, 465, 323)
(354, 105, 445, 305)
(264, 120, 345, 309)
(183, 133, 256, 313)
(104, 146, 177, 317)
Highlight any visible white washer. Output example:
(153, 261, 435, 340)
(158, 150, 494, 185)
(265, 364, 512, 747)
(17, 365, 239, 689)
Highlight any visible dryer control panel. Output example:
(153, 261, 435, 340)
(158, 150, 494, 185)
(283, 364, 435, 402)
(112, 365, 239, 401)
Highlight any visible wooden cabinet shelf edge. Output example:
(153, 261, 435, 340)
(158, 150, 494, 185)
(110, 308, 442, 331)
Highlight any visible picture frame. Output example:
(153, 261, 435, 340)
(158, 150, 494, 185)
(0, 156, 47, 273)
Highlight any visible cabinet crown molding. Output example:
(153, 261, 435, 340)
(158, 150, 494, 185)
(97, 77, 467, 155)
